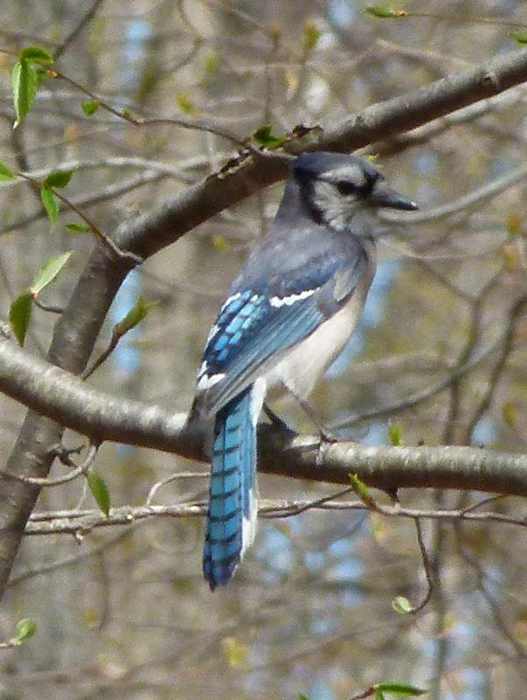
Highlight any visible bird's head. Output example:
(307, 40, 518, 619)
(292, 152, 419, 234)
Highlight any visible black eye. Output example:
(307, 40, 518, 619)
(336, 180, 357, 196)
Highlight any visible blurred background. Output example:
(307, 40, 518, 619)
(0, 1, 527, 698)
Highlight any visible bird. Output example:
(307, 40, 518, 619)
(189, 151, 419, 590)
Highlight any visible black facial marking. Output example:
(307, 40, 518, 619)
(336, 180, 357, 196)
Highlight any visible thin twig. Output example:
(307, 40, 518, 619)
(24, 494, 527, 536)
(15, 171, 143, 265)
(53, 0, 105, 60)
(0, 443, 97, 487)
(405, 518, 434, 614)
(33, 297, 63, 314)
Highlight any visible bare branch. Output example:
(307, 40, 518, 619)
(1, 335, 527, 498)
(24, 495, 527, 536)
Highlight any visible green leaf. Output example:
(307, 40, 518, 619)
(365, 5, 407, 18)
(9, 292, 32, 346)
(203, 49, 220, 76)
(82, 99, 99, 116)
(114, 296, 159, 337)
(375, 691, 386, 700)
(212, 235, 231, 252)
(510, 31, 527, 45)
(298, 695, 311, 700)
(12, 618, 37, 644)
(392, 596, 413, 615)
(20, 46, 54, 64)
(43, 168, 76, 189)
(87, 470, 111, 517)
(41, 185, 59, 224)
(388, 421, 404, 446)
(12, 59, 38, 127)
(252, 124, 287, 149)
(176, 93, 197, 115)
(302, 21, 321, 51)
(65, 222, 91, 233)
(29, 251, 73, 295)
(0, 161, 16, 181)
(34, 66, 50, 87)
(349, 473, 376, 508)
(377, 683, 427, 697)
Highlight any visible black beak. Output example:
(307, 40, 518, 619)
(369, 182, 420, 211)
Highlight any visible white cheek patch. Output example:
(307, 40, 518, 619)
(196, 372, 225, 391)
(312, 180, 369, 232)
(269, 288, 318, 307)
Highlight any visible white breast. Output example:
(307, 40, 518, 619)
(265, 274, 372, 400)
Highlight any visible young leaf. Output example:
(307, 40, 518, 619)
(365, 6, 407, 18)
(375, 690, 386, 700)
(212, 235, 231, 252)
(392, 596, 413, 615)
(12, 618, 37, 644)
(302, 21, 321, 51)
(20, 46, 53, 64)
(176, 93, 196, 115)
(502, 401, 519, 431)
(252, 124, 287, 149)
(349, 473, 377, 508)
(388, 421, 404, 446)
(43, 169, 76, 189)
(377, 682, 427, 697)
(114, 296, 159, 337)
(82, 99, 99, 116)
(203, 49, 220, 76)
(0, 161, 16, 181)
(87, 470, 111, 517)
(510, 31, 527, 45)
(29, 251, 73, 296)
(506, 212, 522, 236)
(298, 694, 311, 700)
(9, 292, 32, 346)
(65, 222, 91, 233)
(12, 59, 38, 127)
(34, 66, 50, 87)
(503, 244, 518, 272)
(41, 185, 59, 224)
(221, 636, 247, 668)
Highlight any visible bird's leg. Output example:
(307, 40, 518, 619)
(263, 403, 292, 432)
(284, 390, 341, 443)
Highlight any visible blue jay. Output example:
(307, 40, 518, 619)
(189, 152, 418, 590)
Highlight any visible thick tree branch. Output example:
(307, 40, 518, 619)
(1, 46, 527, 598)
(1, 336, 526, 498)
(118, 48, 527, 259)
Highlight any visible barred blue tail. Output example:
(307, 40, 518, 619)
(203, 386, 258, 590)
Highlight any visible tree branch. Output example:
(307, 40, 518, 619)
(1, 335, 526, 498)
(116, 48, 527, 259)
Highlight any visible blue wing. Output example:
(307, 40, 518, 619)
(191, 245, 368, 418)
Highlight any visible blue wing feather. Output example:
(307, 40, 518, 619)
(192, 244, 369, 418)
